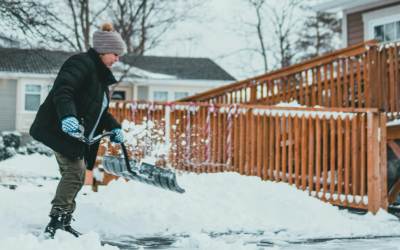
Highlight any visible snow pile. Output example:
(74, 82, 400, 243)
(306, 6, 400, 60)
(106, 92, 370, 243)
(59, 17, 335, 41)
(77, 173, 399, 238)
(0, 154, 60, 180)
(1, 154, 400, 249)
(1, 231, 118, 250)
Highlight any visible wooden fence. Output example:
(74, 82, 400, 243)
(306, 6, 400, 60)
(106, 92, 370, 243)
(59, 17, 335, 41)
(370, 42, 400, 120)
(178, 40, 400, 121)
(95, 101, 387, 214)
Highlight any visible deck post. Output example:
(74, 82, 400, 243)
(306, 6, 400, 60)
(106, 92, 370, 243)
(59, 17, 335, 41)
(367, 111, 381, 214)
(380, 113, 388, 210)
(367, 46, 382, 110)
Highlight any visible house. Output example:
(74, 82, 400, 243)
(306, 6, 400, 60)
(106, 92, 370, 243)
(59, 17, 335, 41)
(0, 48, 235, 143)
(114, 54, 235, 102)
(313, 0, 400, 47)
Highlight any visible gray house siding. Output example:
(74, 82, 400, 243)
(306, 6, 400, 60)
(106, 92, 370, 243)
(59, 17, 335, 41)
(0, 78, 17, 132)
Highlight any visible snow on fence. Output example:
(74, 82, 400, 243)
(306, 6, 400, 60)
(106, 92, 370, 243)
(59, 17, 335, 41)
(94, 101, 387, 215)
(178, 39, 400, 122)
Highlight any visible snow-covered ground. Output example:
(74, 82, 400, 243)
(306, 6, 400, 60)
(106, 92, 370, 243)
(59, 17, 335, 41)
(1, 153, 400, 250)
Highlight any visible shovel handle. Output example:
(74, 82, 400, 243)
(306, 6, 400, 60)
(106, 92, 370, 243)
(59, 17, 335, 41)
(68, 131, 136, 176)
(120, 143, 137, 176)
(67, 131, 116, 145)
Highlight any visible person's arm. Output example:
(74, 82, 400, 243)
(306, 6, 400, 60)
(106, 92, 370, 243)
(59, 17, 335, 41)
(53, 56, 91, 120)
(102, 112, 121, 132)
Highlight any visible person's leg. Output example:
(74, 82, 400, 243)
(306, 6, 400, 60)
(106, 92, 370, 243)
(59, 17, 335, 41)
(51, 151, 86, 214)
(63, 167, 86, 237)
(45, 151, 86, 238)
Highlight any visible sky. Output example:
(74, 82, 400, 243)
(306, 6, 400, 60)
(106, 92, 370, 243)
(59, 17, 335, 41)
(147, 0, 338, 81)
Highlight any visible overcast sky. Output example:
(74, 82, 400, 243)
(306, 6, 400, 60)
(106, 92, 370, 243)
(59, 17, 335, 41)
(147, 0, 336, 81)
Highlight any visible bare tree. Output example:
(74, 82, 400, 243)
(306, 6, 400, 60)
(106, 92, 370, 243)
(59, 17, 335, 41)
(111, 0, 205, 55)
(249, 0, 268, 72)
(0, 0, 70, 48)
(265, 0, 302, 68)
(108, 0, 205, 97)
(235, 0, 303, 74)
(64, 0, 112, 52)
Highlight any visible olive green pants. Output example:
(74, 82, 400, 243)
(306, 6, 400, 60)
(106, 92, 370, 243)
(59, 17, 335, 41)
(50, 151, 86, 214)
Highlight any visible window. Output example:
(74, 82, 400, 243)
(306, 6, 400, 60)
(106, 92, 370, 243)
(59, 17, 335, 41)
(174, 91, 189, 100)
(373, 21, 400, 42)
(153, 91, 168, 102)
(137, 86, 148, 101)
(369, 14, 400, 43)
(25, 84, 41, 111)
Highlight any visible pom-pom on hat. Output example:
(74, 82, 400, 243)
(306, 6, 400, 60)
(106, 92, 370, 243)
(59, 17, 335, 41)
(93, 21, 125, 56)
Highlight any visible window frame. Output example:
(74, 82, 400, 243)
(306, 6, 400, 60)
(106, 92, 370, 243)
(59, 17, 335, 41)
(368, 13, 400, 43)
(152, 90, 169, 102)
(23, 83, 42, 112)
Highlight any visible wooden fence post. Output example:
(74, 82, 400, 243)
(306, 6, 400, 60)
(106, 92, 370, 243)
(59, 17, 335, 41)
(367, 111, 381, 214)
(367, 46, 382, 110)
(380, 113, 388, 210)
(250, 82, 258, 104)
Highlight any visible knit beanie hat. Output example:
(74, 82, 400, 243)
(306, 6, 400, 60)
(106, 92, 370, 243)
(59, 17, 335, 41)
(93, 21, 125, 56)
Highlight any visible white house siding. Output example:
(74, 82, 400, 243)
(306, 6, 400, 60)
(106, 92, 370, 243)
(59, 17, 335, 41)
(131, 79, 233, 102)
(111, 84, 133, 101)
(0, 78, 17, 132)
(132, 84, 224, 102)
(16, 77, 55, 134)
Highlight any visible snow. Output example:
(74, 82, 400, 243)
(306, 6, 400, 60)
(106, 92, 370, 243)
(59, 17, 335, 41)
(112, 62, 178, 80)
(1, 131, 22, 136)
(1, 153, 400, 249)
(387, 118, 400, 127)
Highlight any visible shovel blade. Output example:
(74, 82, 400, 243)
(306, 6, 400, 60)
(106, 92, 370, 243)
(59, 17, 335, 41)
(101, 155, 185, 194)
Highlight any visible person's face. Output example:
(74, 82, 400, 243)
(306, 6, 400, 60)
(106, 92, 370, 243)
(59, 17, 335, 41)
(99, 53, 119, 68)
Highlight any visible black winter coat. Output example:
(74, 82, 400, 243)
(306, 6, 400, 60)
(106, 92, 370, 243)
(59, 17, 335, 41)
(30, 48, 121, 170)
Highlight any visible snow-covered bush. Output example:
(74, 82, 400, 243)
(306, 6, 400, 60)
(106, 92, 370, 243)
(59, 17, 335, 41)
(0, 132, 53, 162)
(24, 141, 53, 157)
(0, 135, 17, 161)
(0, 146, 17, 161)
(1, 131, 22, 149)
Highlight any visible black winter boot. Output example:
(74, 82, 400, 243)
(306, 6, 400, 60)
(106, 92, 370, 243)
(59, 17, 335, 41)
(64, 214, 81, 237)
(44, 213, 66, 239)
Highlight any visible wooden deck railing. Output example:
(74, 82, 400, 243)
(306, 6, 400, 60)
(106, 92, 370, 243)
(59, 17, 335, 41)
(178, 40, 400, 121)
(95, 101, 387, 214)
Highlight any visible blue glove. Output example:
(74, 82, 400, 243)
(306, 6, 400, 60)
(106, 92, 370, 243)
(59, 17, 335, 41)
(61, 117, 79, 133)
(110, 128, 124, 143)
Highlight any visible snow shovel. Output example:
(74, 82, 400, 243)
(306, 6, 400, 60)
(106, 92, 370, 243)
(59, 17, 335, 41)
(68, 129, 185, 194)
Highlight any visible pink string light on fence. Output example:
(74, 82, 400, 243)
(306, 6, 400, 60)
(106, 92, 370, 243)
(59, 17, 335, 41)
(147, 102, 154, 121)
(165, 101, 174, 112)
(186, 102, 195, 160)
(205, 103, 215, 163)
(226, 104, 236, 170)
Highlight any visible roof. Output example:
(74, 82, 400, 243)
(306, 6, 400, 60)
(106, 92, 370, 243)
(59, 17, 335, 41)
(120, 55, 236, 81)
(0, 48, 74, 74)
(312, 0, 382, 12)
(0, 48, 236, 81)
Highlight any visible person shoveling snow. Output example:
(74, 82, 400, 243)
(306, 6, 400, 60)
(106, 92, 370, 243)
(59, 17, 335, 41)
(29, 21, 126, 239)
